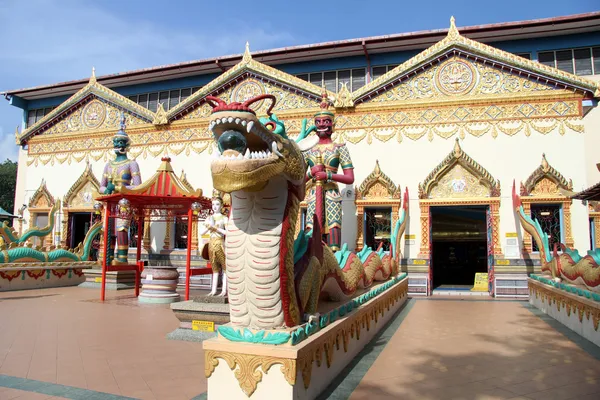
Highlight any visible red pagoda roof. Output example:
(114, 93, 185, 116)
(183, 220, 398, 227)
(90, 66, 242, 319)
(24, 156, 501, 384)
(96, 157, 211, 210)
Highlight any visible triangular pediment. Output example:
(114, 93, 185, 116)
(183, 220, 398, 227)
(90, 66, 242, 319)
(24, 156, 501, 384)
(167, 44, 332, 122)
(520, 154, 573, 197)
(29, 179, 55, 209)
(64, 163, 100, 208)
(419, 139, 500, 199)
(353, 17, 599, 106)
(19, 72, 156, 144)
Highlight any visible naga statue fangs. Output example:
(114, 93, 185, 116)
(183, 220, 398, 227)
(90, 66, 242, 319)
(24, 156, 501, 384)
(207, 94, 407, 329)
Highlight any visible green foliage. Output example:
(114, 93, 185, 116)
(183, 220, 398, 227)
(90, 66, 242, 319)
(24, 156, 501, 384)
(0, 159, 18, 217)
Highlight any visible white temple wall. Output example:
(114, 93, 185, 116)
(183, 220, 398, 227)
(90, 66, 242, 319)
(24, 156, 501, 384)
(18, 121, 594, 257)
(583, 75, 600, 187)
(344, 126, 589, 258)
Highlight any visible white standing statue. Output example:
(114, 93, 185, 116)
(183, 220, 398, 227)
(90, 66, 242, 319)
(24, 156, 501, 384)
(199, 192, 228, 296)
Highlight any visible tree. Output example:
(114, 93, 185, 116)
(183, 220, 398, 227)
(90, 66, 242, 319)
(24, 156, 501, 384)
(0, 159, 18, 215)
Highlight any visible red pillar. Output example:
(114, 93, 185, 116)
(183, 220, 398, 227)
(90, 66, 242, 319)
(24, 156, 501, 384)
(101, 204, 110, 301)
(185, 208, 193, 301)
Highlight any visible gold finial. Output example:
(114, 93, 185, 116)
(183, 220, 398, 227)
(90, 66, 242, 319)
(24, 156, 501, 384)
(242, 41, 252, 63)
(448, 16, 459, 38)
(153, 102, 168, 125)
(333, 82, 354, 108)
(541, 153, 549, 171)
(453, 137, 462, 156)
(374, 160, 381, 174)
(90, 67, 96, 83)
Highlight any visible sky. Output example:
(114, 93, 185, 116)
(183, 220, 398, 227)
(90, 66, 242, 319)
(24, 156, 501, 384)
(0, 0, 598, 162)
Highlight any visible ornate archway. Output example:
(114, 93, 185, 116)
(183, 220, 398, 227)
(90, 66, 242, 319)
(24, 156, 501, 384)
(418, 139, 502, 258)
(28, 179, 56, 248)
(62, 163, 100, 248)
(519, 154, 574, 252)
(355, 161, 401, 250)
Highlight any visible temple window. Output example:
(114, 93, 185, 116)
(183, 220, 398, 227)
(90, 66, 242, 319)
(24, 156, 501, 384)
(295, 68, 367, 92)
(127, 86, 201, 112)
(371, 64, 399, 80)
(26, 107, 56, 127)
(514, 52, 531, 60)
(537, 46, 600, 76)
(355, 161, 401, 252)
(519, 154, 574, 253)
(529, 204, 563, 252)
(364, 207, 392, 251)
(174, 216, 189, 249)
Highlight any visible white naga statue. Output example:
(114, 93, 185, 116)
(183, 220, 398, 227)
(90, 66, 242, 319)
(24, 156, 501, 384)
(199, 192, 228, 296)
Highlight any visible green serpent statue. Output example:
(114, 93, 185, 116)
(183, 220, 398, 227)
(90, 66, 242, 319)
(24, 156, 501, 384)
(0, 201, 60, 246)
(0, 220, 102, 264)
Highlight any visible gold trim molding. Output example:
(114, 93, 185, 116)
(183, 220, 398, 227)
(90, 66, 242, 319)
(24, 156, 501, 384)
(419, 138, 500, 199)
(529, 280, 600, 331)
(204, 277, 409, 396)
(204, 350, 296, 397)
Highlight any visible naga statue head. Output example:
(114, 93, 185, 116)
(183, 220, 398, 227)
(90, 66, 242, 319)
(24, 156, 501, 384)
(208, 94, 305, 196)
(112, 113, 131, 156)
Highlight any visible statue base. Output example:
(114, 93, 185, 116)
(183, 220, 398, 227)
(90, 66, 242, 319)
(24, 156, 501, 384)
(203, 275, 409, 399)
(79, 268, 136, 290)
(529, 275, 600, 347)
(138, 266, 180, 304)
(168, 295, 230, 342)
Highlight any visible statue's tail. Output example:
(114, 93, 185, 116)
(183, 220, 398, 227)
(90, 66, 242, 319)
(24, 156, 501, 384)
(77, 220, 103, 260)
(19, 200, 61, 244)
(391, 187, 409, 261)
(512, 180, 552, 265)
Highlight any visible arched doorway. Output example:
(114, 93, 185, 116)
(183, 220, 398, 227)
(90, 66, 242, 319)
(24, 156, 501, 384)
(418, 139, 502, 295)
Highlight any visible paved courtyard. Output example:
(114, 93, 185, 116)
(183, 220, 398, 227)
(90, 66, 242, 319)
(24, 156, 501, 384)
(1, 288, 599, 400)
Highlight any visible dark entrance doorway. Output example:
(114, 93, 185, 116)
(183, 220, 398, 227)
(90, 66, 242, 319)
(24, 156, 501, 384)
(69, 212, 92, 249)
(431, 205, 488, 289)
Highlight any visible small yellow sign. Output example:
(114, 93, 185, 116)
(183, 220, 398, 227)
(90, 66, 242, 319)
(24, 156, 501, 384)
(505, 232, 518, 238)
(94, 277, 102, 283)
(192, 320, 215, 332)
(412, 259, 427, 265)
(405, 234, 416, 239)
(496, 259, 510, 266)
(471, 273, 489, 292)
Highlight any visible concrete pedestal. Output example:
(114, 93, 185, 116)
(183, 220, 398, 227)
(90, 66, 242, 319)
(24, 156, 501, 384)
(79, 268, 136, 290)
(528, 278, 600, 347)
(168, 295, 230, 342)
(203, 277, 409, 399)
(138, 266, 180, 304)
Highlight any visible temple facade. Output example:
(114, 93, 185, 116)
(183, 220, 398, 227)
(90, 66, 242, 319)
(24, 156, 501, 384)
(4, 14, 600, 297)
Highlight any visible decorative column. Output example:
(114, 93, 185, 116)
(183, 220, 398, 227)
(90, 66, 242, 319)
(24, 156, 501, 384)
(418, 203, 430, 258)
(191, 220, 199, 251)
(522, 202, 532, 254)
(563, 201, 574, 249)
(163, 217, 172, 250)
(490, 201, 502, 256)
(143, 219, 151, 251)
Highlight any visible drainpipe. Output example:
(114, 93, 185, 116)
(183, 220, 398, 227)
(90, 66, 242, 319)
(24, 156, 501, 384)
(362, 41, 371, 83)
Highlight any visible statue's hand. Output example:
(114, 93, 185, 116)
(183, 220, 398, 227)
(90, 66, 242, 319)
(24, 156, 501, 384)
(104, 183, 115, 194)
(314, 171, 328, 181)
(310, 165, 324, 175)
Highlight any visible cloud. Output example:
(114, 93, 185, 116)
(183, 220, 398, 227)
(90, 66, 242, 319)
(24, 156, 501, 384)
(0, 127, 19, 162)
(0, 0, 299, 87)
(0, 0, 301, 166)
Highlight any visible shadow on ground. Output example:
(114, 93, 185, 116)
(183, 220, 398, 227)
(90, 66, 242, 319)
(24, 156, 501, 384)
(322, 300, 600, 400)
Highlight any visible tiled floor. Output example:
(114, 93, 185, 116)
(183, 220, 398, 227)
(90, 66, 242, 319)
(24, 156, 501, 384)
(350, 299, 600, 400)
(0, 288, 205, 400)
(1, 288, 599, 400)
